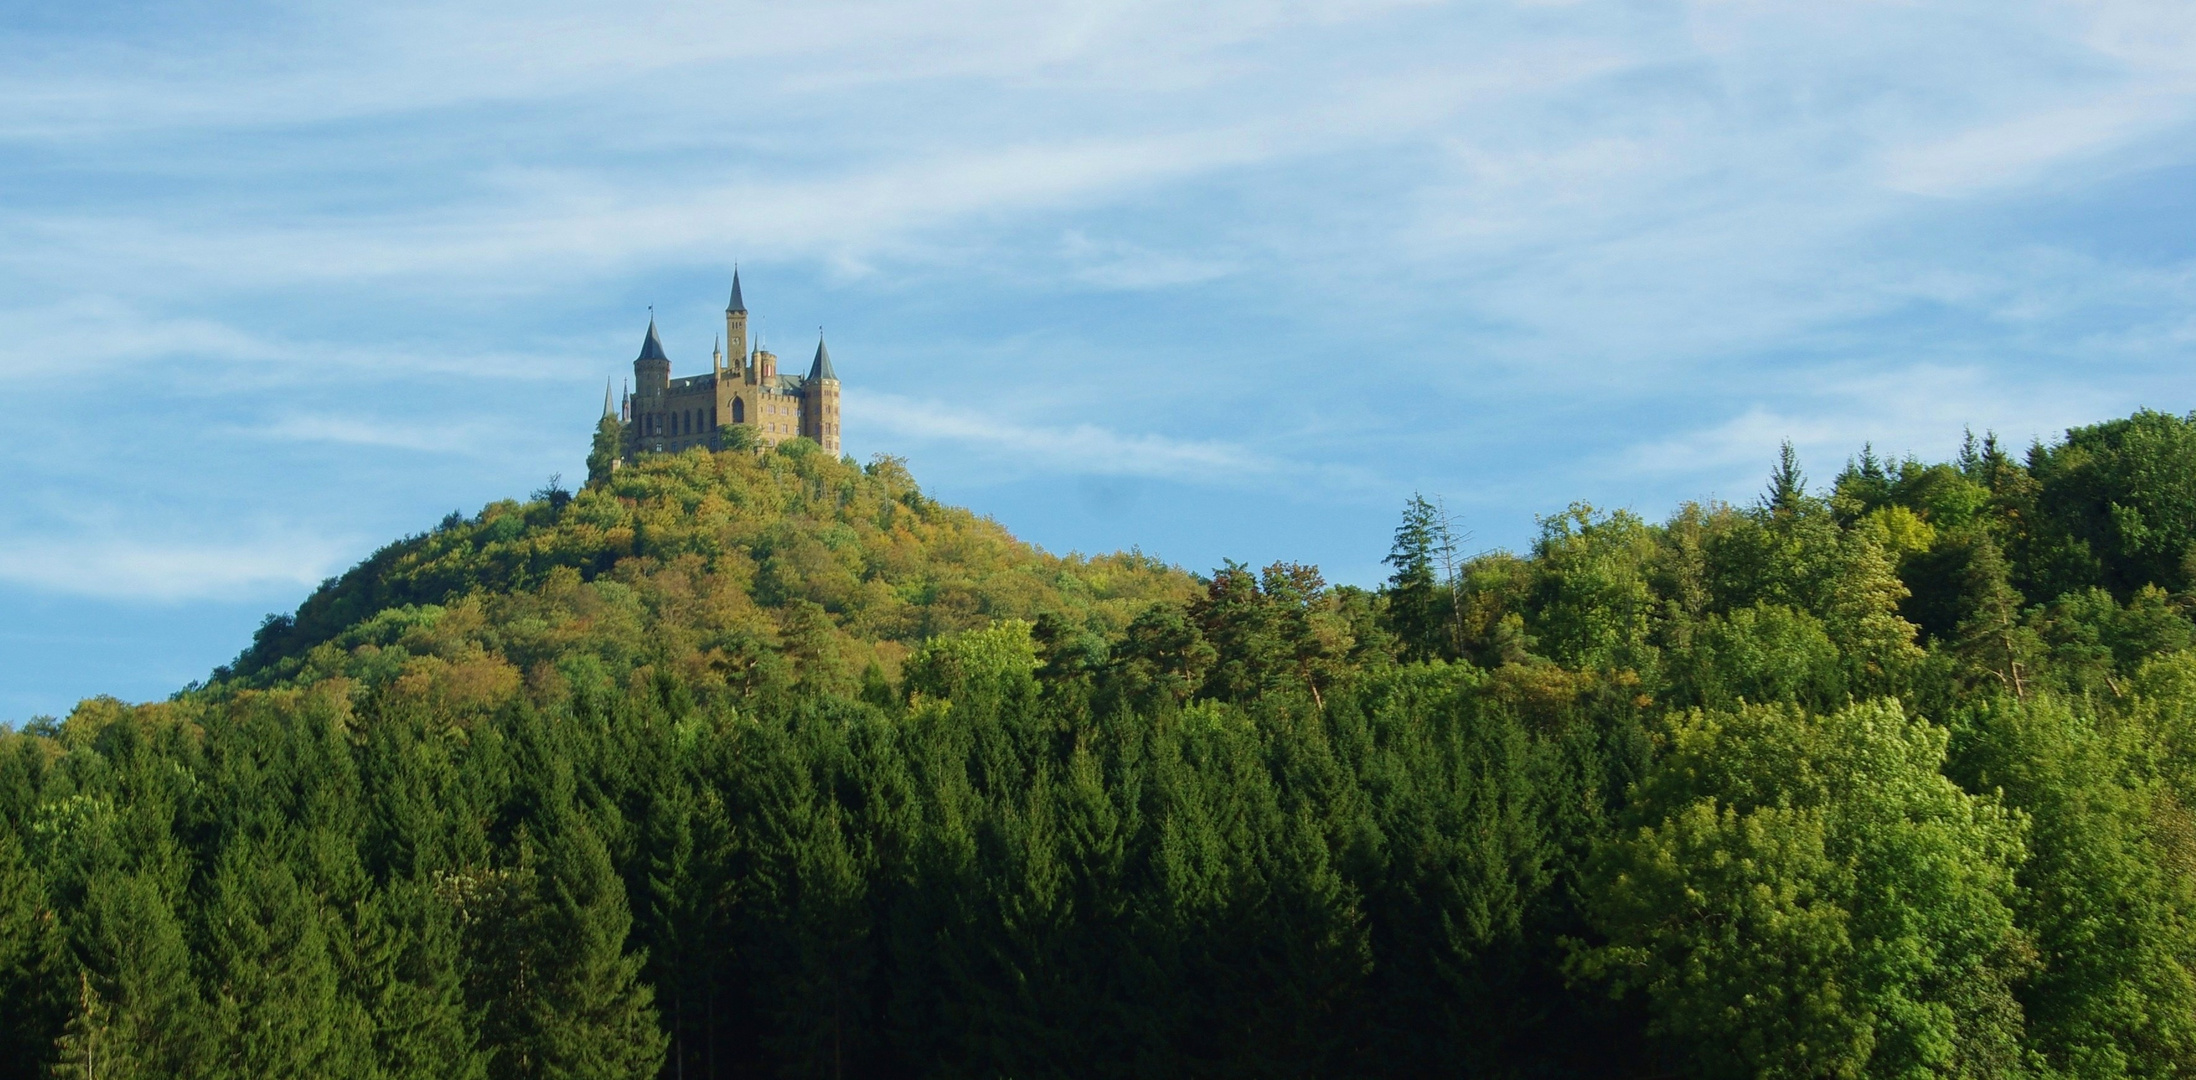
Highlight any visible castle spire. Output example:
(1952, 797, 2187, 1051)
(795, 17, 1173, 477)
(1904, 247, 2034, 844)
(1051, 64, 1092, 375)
(602, 377, 615, 419)
(808, 332, 837, 382)
(636, 315, 668, 361)
(727, 266, 746, 313)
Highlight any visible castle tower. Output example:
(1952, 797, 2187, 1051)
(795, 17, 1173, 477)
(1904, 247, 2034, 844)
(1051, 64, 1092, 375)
(724, 268, 748, 377)
(632, 316, 671, 450)
(805, 334, 841, 454)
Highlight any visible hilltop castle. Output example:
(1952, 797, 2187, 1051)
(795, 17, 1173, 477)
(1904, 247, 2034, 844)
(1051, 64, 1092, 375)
(611, 269, 842, 458)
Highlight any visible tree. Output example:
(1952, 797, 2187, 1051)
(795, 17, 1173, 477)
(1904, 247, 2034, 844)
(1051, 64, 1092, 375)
(1821, 526, 1923, 699)
(1103, 603, 1215, 714)
(0, 830, 65, 1080)
(52, 970, 138, 1080)
(528, 818, 667, 1080)
(1950, 696, 2196, 1077)
(717, 423, 759, 453)
(585, 417, 622, 487)
(1383, 495, 1457, 661)
(1954, 533, 2040, 699)
(198, 842, 340, 1079)
(66, 870, 205, 1079)
(1573, 701, 2031, 1079)
(344, 878, 484, 1080)
(1763, 440, 1807, 517)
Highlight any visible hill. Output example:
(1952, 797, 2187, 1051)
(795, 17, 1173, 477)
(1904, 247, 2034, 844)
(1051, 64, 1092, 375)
(219, 441, 1196, 712)
(6, 414, 2196, 1078)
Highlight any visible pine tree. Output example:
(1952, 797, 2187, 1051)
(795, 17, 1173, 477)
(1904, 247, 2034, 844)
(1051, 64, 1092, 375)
(67, 870, 203, 1079)
(1954, 533, 2039, 699)
(527, 815, 668, 1080)
(52, 970, 139, 1080)
(199, 841, 340, 1080)
(1383, 495, 1455, 661)
(1763, 440, 1808, 516)
(345, 878, 484, 1080)
(0, 830, 66, 1080)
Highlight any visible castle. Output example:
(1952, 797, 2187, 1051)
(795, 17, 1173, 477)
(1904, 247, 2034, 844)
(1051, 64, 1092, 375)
(611, 269, 842, 458)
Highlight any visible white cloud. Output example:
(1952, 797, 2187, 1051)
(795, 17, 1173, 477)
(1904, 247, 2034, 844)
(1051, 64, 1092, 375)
(1882, 92, 2196, 197)
(850, 391, 1295, 482)
(0, 534, 346, 602)
(1059, 231, 1236, 289)
(1620, 363, 2129, 497)
(249, 414, 488, 453)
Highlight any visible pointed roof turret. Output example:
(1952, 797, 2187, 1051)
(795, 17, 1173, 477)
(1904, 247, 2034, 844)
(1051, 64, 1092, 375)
(726, 266, 746, 313)
(636, 316, 668, 362)
(808, 334, 837, 381)
(602, 377, 615, 418)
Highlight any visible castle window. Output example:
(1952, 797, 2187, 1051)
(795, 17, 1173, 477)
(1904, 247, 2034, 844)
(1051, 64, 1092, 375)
(732, 398, 745, 423)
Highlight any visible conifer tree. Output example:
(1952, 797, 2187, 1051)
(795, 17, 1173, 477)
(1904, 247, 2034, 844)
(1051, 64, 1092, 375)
(67, 869, 204, 1079)
(526, 815, 667, 1080)
(344, 878, 484, 1080)
(52, 970, 138, 1080)
(199, 841, 340, 1079)
(1954, 533, 2040, 699)
(1383, 495, 1455, 661)
(0, 830, 66, 1080)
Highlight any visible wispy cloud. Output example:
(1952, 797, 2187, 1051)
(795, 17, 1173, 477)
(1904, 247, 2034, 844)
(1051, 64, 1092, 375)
(851, 391, 1333, 484)
(247, 414, 492, 453)
(1620, 363, 2129, 498)
(0, 534, 346, 602)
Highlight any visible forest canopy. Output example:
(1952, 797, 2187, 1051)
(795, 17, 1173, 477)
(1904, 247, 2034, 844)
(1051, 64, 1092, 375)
(9, 410, 2196, 1078)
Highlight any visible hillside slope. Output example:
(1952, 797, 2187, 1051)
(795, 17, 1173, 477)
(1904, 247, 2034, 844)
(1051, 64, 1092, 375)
(221, 442, 1196, 710)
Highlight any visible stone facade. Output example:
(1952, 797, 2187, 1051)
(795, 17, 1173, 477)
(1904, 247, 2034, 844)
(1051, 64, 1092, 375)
(617, 270, 842, 457)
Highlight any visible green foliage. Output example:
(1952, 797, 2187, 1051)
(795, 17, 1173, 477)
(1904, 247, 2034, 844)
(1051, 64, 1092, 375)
(215, 446, 1195, 710)
(1384, 494, 1458, 661)
(2032, 409, 2196, 597)
(586, 416, 622, 489)
(1574, 701, 2031, 1079)
(1949, 696, 2196, 1078)
(12, 408, 2196, 1077)
(0, 830, 66, 1080)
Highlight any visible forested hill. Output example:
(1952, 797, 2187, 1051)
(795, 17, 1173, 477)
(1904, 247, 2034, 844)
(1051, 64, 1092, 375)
(9, 411, 2196, 1079)
(217, 438, 1198, 706)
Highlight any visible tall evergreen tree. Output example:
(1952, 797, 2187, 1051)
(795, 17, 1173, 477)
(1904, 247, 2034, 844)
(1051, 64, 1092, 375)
(1383, 495, 1454, 661)
(344, 878, 484, 1080)
(0, 830, 65, 1080)
(66, 869, 204, 1079)
(198, 842, 340, 1079)
(527, 817, 666, 1080)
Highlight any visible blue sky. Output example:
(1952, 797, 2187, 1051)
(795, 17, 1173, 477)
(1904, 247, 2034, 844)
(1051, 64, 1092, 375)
(4, 0, 2195, 721)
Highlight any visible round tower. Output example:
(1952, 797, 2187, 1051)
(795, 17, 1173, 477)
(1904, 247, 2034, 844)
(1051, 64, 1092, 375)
(632, 316, 672, 448)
